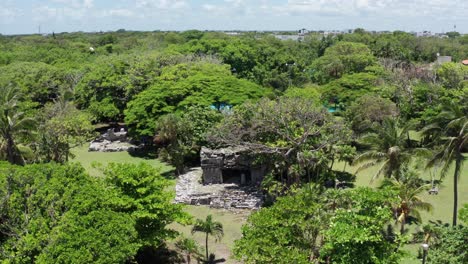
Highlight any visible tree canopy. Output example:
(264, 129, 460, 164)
(234, 187, 402, 264)
(125, 62, 270, 136)
(0, 162, 187, 263)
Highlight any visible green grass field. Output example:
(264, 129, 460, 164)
(71, 144, 173, 177)
(169, 206, 249, 264)
(335, 159, 468, 225)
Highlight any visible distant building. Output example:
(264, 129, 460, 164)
(224, 31, 241, 36)
(434, 33, 449, 38)
(273, 35, 302, 41)
(436, 56, 452, 64)
(416, 31, 433, 37)
(298, 28, 309, 36)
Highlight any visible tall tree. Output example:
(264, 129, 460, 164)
(191, 215, 224, 260)
(234, 187, 402, 264)
(0, 84, 35, 165)
(154, 106, 223, 174)
(103, 163, 189, 245)
(345, 95, 399, 135)
(354, 118, 424, 182)
(0, 163, 140, 263)
(125, 62, 269, 137)
(208, 97, 351, 186)
(426, 225, 468, 264)
(310, 41, 377, 84)
(380, 168, 432, 233)
(175, 237, 203, 264)
(37, 89, 95, 163)
(424, 100, 467, 226)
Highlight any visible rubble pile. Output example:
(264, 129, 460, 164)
(175, 167, 263, 210)
(89, 128, 141, 152)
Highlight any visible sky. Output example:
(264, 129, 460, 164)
(0, 0, 467, 35)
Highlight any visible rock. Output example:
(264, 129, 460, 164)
(174, 167, 264, 210)
(88, 127, 142, 152)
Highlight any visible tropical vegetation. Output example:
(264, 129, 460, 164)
(0, 29, 466, 263)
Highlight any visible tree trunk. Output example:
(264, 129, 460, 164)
(400, 217, 405, 234)
(205, 232, 209, 261)
(65, 143, 70, 162)
(329, 157, 335, 171)
(6, 135, 23, 165)
(6, 135, 15, 164)
(406, 131, 411, 148)
(453, 153, 461, 226)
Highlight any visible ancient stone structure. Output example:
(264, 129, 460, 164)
(175, 167, 263, 210)
(89, 128, 141, 152)
(174, 146, 268, 210)
(200, 146, 267, 186)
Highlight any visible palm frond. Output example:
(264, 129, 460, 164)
(371, 160, 390, 182)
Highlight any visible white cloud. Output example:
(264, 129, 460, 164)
(32, 0, 96, 23)
(270, 0, 468, 17)
(202, 4, 218, 12)
(0, 7, 20, 24)
(135, 0, 188, 10)
(104, 9, 136, 18)
(0, 0, 21, 24)
(33, 6, 87, 22)
(50, 0, 94, 9)
(201, 0, 253, 16)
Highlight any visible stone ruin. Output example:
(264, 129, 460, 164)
(175, 167, 264, 210)
(174, 146, 268, 210)
(200, 146, 267, 186)
(89, 127, 141, 152)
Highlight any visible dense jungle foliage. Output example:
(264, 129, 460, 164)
(0, 29, 467, 263)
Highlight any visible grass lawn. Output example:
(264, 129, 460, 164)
(71, 144, 173, 177)
(335, 159, 468, 224)
(336, 158, 468, 264)
(169, 206, 249, 264)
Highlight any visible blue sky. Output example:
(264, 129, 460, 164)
(1, 0, 467, 35)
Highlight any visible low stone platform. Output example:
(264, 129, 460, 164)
(175, 167, 263, 210)
(89, 140, 138, 152)
(89, 127, 141, 152)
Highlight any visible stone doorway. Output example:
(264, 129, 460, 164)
(222, 169, 251, 185)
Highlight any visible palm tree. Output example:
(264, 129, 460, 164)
(423, 101, 467, 226)
(354, 118, 425, 182)
(381, 168, 433, 233)
(191, 215, 224, 261)
(0, 84, 35, 165)
(175, 237, 202, 264)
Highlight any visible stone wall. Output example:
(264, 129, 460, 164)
(200, 146, 267, 185)
(202, 167, 223, 184)
(175, 167, 263, 210)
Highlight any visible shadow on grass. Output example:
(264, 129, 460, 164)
(134, 244, 184, 264)
(161, 169, 177, 180)
(129, 147, 158, 160)
(202, 253, 226, 264)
